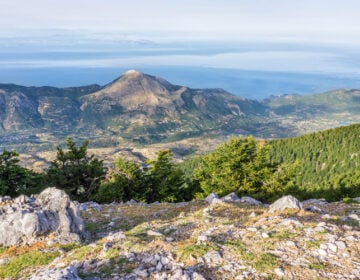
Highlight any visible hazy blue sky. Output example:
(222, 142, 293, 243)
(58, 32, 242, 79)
(1, 0, 360, 43)
(1, 0, 360, 97)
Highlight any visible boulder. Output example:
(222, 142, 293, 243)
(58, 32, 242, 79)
(221, 192, 240, 202)
(239, 196, 263, 205)
(0, 187, 86, 246)
(205, 193, 219, 204)
(268, 195, 303, 213)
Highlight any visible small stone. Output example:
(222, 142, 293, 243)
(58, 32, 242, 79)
(156, 261, 163, 272)
(160, 256, 170, 265)
(108, 221, 115, 227)
(321, 214, 331, 220)
(192, 272, 207, 280)
(327, 243, 337, 253)
(249, 212, 256, 217)
(133, 268, 149, 278)
(202, 250, 223, 265)
(247, 227, 258, 232)
(261, 232, 270, 238)
(320, 244, 328, 250)
(318, 249, 327, 256)
(147, 230, 163, 237)
(197, 235, 208, 243)
(274, 268, 285, 277)
(335, 241, 346, 250)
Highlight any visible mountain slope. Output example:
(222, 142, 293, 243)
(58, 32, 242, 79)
(269, 124, 360, 200)
(263, 89, 360, 133)
(79, 70, 270, 142)
(1, 70, 360, 153)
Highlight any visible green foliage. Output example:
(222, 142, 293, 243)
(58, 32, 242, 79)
(143, 150, 186, 203)
(194, 137, 295, 201)
(269, 124, 360, 201)
(96, 157, 144, 203)
(46, 136, 106, 201)
(0, 251, 60, 278)
(0, 150, 44, 197)
(96, 150, 188, 203)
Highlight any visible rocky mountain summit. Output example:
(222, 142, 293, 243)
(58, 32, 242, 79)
(0, 189, 360, 279)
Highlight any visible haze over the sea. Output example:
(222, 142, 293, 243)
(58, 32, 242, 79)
(1, 0, 360, 99)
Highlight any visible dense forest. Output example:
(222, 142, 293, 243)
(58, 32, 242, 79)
(269, 124, 360, 201)
(1, 124, 360, 203)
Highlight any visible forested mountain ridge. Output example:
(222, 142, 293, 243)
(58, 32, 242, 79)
(269, 124, 360, 200)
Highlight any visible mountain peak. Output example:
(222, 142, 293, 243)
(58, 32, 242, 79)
(123, 69, 143, 77)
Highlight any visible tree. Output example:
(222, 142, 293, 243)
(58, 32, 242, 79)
(96, 157, 144, 203)
(194, 137, 295, 201)
(0, 150, 43, 197)
(144, 150, 185, 203)
(46, 137, 106, 201)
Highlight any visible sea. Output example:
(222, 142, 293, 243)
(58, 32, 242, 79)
(1, 40, 360, 100)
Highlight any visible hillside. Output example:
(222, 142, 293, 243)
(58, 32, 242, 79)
(269, 124, 360, 201)
(2, 71, 360, 166)
(264, 89, 360, 134)
(0, 70, 281, 154)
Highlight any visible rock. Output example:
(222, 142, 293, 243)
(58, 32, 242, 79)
(79, 202, 102, 212)
(30, 264, 82, 280)
(239, 196, 263, 205)
(327, 243, 337, 253)
(147, 230, 163, 237)
(335, 241, 346, 250)
(0, 196, 11, 203)
(126, 199, 138, 206)
(205, 193, 219, 204)
(197, 234, 208, 243)
(352, 197, 360, 203)
(104, 231, 126, 243)
(13, 194, 32, 204)
(268, 195, 303, 213)
(274, 268, 285, 277)
(305, 205, 326, 214)
(318, 249, 327, 256)
(249, 211, 256, 217)
(133, 267, 149, 278)
(0, 187, 85, 246)
(302, 198, 328, 205)
(192, 272, 207, 280)
(202, 250, 223, 265)
(221, 192, 239, 202)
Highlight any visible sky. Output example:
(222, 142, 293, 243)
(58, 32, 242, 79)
(0, 0, 360, 43)
(1, 0, 360, 97)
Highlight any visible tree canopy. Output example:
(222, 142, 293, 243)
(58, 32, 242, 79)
(46, 136, 106, 201)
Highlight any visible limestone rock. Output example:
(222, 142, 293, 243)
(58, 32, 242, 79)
(0, 187, 85, 246)
(268, 195, 303, 213)
(30, 265, 82, 280)
(205, 193, 219, 204)
(221, 192, 239, 202)
(239, 196, 263, 205)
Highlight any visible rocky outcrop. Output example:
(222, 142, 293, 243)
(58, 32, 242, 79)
(0, 187, 86, 246)
(268, 195, 303, 213)
(30, 265, 82, 280)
